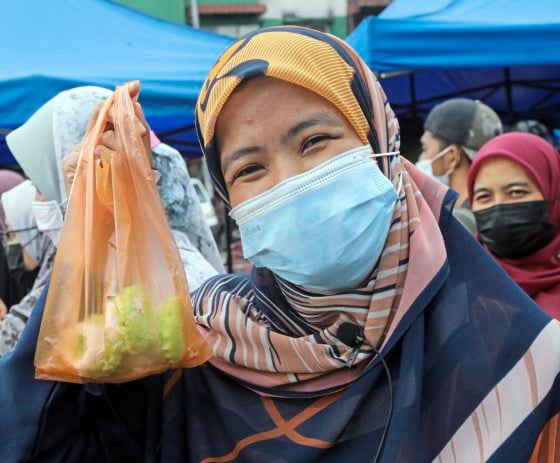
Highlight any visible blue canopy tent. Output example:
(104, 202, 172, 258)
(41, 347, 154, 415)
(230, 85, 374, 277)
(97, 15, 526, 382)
(0, 0, 234, 164)
(346, 0, 560, 133)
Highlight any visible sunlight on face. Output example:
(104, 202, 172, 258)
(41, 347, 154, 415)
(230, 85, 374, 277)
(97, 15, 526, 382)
(471, 157, 544, 211)
(215, 76, 363, 207)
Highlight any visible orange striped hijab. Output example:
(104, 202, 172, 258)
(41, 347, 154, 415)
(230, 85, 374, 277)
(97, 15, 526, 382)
(196, 26, 400, 203)
(194, 27, 447, 393)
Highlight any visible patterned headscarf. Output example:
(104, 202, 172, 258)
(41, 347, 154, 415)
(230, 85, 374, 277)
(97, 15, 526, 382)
(193, 27, 448, 392)
(151, 142, 224, 274)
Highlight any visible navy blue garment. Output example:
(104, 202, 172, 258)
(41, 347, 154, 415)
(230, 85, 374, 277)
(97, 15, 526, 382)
(1, 191, 559, 462)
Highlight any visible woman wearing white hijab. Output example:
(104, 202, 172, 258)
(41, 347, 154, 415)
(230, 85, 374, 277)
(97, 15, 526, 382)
(2, 181, 49, 280)
(0, 181, 54, 355)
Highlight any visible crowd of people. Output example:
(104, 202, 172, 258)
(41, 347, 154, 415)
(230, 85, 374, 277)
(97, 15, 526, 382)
(0, 26, 560, 462)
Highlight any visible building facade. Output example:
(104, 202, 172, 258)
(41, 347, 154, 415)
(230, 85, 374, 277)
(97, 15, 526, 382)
(347, 0, 392, 31)
(115, 0, 186, 24)
(116, 0, 392, 38)
(185, 0, 348, 38)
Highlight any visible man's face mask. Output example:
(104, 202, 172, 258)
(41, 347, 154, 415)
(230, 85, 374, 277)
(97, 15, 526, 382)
(474, 200, 556, 259)
(415, 145, 453, 186)
(229, 145, 399, 294)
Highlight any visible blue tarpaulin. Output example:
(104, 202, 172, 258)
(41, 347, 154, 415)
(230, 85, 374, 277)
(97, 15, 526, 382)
(0, 0, 235, 164)
(346, 0, 560, 126)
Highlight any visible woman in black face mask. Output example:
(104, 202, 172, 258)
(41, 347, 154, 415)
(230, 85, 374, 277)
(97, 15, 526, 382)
(0, 181, 44, 315)
(468, 132, 560, 318)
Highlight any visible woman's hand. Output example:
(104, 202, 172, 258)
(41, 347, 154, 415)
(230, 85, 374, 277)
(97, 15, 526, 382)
(62, 81, 152, 195)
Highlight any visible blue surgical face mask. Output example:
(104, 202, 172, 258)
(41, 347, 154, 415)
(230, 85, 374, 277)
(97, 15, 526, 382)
(415, 145, 452, 186)
(229, 145, 399, 294)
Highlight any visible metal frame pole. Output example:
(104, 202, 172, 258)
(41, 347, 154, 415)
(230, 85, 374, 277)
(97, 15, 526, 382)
(191, 0, 200, 28)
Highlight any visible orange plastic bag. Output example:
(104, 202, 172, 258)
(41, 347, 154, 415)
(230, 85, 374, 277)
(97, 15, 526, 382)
(35, 83, 211, 383)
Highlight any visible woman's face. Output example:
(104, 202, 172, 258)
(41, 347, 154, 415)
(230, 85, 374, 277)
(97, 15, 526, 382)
(216, 77, 363, 207)
(471, 157, 544, 211)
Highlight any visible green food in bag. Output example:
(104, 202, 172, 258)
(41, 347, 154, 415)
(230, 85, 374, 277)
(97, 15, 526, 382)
(113, 285, 153, 354)
(75, 286, 186, 377)
(156, 297, 185, 362)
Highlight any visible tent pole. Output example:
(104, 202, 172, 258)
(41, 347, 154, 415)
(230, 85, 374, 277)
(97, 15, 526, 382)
(504, 67, 514, 123)
(409, 72, 417, 119)
(191, 0, 200, 28)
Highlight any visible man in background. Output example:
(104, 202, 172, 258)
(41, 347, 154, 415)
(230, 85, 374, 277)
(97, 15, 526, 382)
(417, 98, 502, 234)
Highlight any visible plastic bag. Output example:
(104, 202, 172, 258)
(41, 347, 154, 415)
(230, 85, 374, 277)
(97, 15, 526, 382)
(35, 83, 211, 383)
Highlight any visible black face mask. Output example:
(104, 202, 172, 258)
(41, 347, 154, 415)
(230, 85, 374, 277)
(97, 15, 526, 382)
(5, 243, 25, 273)
(474, 200, 556, 259)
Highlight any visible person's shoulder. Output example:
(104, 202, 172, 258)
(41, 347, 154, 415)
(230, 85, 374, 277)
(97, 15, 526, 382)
(451, 207, 477, 235)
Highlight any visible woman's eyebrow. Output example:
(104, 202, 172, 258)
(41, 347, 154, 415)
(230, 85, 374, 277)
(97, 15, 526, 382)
(473, 187, 489, 195)
(281, 111, 343, 145)
(222, 145, 262, 175)
(502, 181, 531, 190)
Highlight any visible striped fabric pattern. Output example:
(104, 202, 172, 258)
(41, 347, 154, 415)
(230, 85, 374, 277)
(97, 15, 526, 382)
(192, 27, 441, 392)
(434, 319, 560, 462)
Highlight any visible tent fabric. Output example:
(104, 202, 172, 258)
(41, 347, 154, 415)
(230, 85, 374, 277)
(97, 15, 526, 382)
(347, 0, 560, 72)
(0, 0, 234, 164)
(378, 65, 560, 125)
(346, 0, 560, 127)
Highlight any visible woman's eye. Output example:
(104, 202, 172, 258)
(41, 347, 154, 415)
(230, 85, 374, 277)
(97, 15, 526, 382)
(509, 189, 527, 198)
(474, 193, 490, 203)
(302, 135, 329, 152)
(233, 164, 264, 180)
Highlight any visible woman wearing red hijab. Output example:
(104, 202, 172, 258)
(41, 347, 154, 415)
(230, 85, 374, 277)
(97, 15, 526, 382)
(469, 132, 560, 462)
(469, 132, 560, 318)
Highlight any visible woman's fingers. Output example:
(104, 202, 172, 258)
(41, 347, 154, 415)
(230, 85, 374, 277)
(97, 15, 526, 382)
(62, 144, 82, 196)
(85, 101, 105, 135)
(134, 103, 148, 136)
(133, 102, 153, 164)
(128, 80, 141, 100)
(100, 130, 117, 151)
(94, 144, 116, 158)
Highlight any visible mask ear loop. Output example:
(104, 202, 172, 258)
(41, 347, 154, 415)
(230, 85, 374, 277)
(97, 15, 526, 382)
(371, 151, 403, 196)
(434, 145, 455, 174)
(370, 151, 400, 160)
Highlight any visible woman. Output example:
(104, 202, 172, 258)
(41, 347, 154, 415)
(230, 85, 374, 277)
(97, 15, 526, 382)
(0, 181, 46, 321)
(468, 132, 560, 317)
(0, 180, 52, 328)
(1, 28, 560, 462)
(0, 171, 34, 312)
